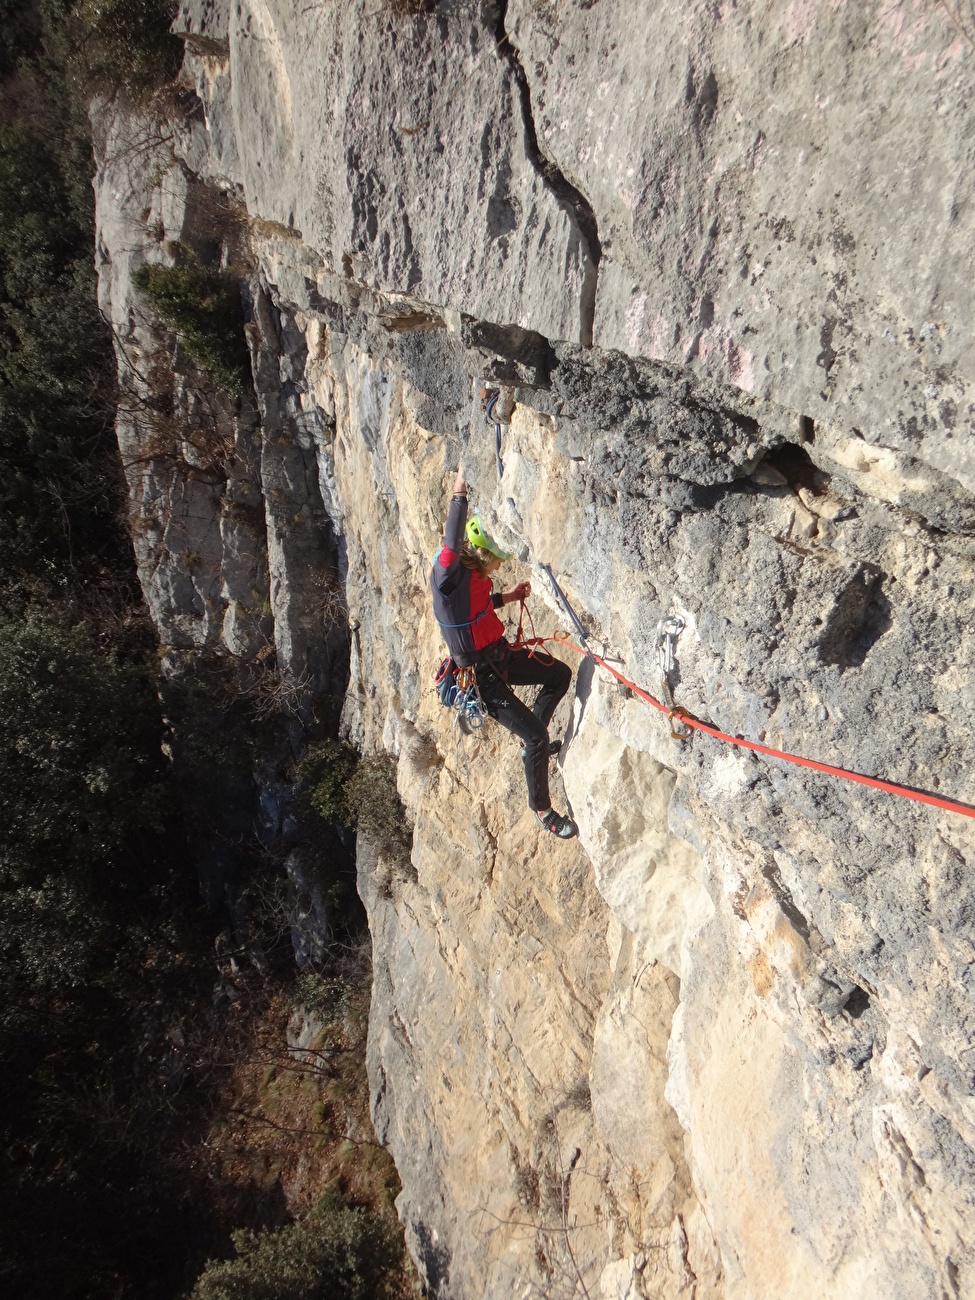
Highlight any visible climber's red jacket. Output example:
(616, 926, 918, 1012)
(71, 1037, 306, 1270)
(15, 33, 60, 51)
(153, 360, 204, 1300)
(430, 494, 506, 666)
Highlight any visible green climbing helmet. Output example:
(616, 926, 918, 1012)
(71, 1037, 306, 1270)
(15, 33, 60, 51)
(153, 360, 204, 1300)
(466, 515, 511, 561)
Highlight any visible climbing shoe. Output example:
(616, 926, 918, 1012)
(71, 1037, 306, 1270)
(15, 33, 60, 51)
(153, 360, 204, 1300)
(521, 738, 562, 761)
(536, 809, 578, 839)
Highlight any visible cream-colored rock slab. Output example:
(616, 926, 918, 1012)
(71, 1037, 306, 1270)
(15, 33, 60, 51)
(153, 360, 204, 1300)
(666, 818, 975, 1300)
(590, 932, 683, 1175)
(563, 690, 709, 976)
(668, 968, 886, 1299)
(323, 350, 719, 1296)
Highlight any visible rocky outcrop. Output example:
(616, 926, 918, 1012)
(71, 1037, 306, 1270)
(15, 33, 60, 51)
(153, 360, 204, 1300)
(94, 2, 975, 1296)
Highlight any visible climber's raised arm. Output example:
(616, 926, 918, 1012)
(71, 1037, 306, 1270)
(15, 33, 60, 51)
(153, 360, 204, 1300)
(436, 464, 468, 576)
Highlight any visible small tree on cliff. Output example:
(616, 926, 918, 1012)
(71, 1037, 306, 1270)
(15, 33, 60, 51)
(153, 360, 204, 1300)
(191, 1186, 406, 1300)
(133, 255, 252, 395)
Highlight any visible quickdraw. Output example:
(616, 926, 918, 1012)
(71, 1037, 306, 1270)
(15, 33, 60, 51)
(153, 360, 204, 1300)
(434, 657, 486, 730)
(539, 563, 594, 657)
(656, 617, 692, 740)
(480, 386, 505, 479)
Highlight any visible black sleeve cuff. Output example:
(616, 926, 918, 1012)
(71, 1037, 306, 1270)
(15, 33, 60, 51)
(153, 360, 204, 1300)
(491, 593, 504, 609)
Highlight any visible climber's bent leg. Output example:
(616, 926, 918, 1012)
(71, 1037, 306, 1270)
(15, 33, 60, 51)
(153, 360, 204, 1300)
(501, 649, 572, 729)
(475, 668, 552, 812)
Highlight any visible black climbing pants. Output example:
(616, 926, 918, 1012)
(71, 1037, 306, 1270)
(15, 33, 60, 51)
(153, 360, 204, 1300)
(474, 643, 573, 812)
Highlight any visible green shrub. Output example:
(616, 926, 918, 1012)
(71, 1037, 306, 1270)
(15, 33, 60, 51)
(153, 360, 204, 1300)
(133, 256, 251, 394)
(72, 0, 184, 101)
(0, 600, 173, 992)
(296, 972, 348, 1021)
(0, 602, 169, 877)
(345, 753, 413, 866)
(297, 738, 360, 823)
(190, 1185, 404, 1300)
(297, 743, 413, 867)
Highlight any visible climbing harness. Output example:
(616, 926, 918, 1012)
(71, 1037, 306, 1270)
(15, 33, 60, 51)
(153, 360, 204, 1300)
(480, 387, 505, 479)
(433, 589, 557, 782)
(656, 616, 693, 741)
(434, 657, 488, 785)
(434, 657, 486, 729)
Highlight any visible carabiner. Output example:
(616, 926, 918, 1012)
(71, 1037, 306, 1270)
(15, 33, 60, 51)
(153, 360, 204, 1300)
(655, 615, 685, 710)
(668, 706, 693, 742)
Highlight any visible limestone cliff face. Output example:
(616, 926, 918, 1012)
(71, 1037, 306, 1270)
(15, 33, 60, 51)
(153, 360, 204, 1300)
(95, 2, 975, 1296)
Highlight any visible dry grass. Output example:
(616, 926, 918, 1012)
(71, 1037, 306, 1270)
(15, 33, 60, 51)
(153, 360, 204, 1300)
(249, 217, 304, 245)
(385, 0, 440, 15)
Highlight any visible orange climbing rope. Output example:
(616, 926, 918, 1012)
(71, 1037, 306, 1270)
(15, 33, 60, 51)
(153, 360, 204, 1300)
(511, 598, 555, 663)
(551, 632, 975, 822)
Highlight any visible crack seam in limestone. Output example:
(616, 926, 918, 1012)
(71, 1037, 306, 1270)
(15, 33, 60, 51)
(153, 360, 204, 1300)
(494, 1, 601, 346)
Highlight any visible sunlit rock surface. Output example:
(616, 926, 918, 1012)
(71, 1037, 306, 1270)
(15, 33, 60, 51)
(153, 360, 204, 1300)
(94, 2, 975, 1295)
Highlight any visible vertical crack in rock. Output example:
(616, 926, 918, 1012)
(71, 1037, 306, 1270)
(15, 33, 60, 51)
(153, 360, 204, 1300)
(493, 0, 601, 346)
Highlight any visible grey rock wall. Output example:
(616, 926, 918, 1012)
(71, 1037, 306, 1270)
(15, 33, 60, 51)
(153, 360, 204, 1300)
(93, 2, 975, 1296)
(93, 105, 272, 657)
(512, 0, 975, 475)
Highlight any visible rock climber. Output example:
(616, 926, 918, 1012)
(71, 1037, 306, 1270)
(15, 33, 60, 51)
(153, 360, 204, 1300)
(431, 464, 578, 838)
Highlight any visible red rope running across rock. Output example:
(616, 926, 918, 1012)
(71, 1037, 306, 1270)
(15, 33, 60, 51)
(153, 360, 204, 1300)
(552, 633, 975, 822)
